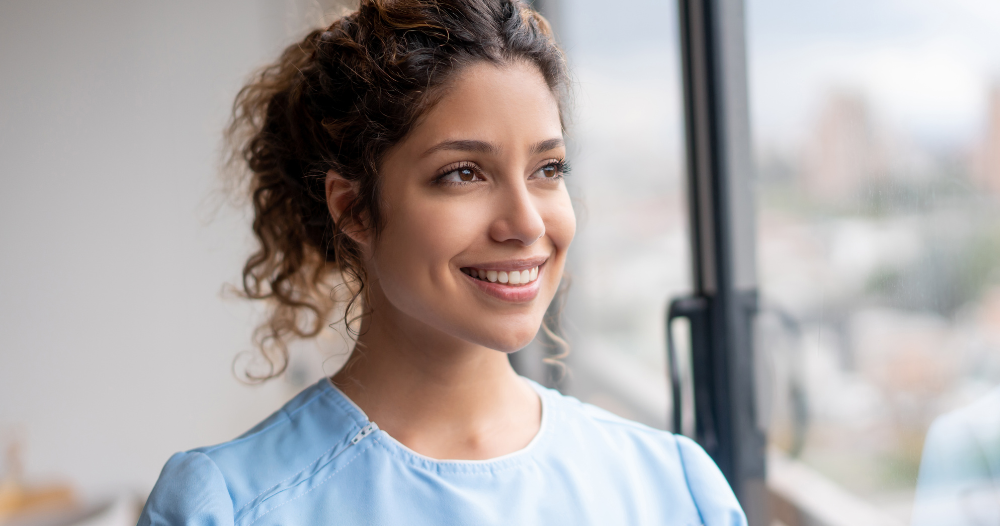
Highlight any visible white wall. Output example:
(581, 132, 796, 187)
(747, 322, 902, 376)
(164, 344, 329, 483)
(0, 0, 350, 499)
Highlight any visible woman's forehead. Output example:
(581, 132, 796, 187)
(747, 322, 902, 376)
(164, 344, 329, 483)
(400, 61, 563, 155)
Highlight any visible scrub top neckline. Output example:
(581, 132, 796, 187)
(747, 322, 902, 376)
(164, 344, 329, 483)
(322, 376, 550, 470)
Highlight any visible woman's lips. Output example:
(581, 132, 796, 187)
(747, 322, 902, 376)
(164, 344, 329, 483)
(460, 262, 544, 303)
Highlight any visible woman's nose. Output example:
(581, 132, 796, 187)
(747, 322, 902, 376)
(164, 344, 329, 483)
(489, 184, 545, 246)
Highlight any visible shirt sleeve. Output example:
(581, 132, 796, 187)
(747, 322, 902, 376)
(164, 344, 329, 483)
(675, 435, 748, 526)
(138, 451, 235, 526)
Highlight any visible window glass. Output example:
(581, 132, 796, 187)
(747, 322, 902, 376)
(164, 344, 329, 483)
(551, 0, 689, 430)
(748, 1, 1000, 522)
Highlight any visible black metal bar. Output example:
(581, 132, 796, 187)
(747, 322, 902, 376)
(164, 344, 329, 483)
(666, 296, 709, 434)
(674, 0, 766, 523)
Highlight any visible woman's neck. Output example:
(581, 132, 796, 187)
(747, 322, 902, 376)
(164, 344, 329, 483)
(331, 302, 541, 460)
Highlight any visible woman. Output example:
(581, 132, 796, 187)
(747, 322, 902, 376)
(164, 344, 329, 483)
(138, 1, 746, 524)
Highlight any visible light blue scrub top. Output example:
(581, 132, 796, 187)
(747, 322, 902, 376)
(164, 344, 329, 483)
(139, 378, 746, 526)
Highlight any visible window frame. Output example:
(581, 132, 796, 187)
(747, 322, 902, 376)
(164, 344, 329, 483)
(524, 0, 768, 521)
(675, 0, 767, 523)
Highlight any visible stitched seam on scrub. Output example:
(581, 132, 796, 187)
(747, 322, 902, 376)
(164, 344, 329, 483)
(235, 381, 370, 514)
(232, 432, 355, 517)
(231, 395, 363, 514)
(674, 436, 706, 526)
(233, 431, 364, 522)
(242, 438, 375, 526)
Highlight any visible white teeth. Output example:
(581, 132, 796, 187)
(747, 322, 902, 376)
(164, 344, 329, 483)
(466, 266, 540, 284)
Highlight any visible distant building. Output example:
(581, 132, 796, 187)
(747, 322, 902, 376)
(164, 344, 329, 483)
(973, 85, 1000, 197)
(801, 91, 883, 201)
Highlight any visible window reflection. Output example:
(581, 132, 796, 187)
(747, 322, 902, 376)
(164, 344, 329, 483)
(553, 0, 689, 430)
(749, 0, 1000, 523)
(912, 386, 1000, 526)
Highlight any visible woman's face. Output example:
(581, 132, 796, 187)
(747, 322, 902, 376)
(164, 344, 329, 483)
(369, 60, 575, 353)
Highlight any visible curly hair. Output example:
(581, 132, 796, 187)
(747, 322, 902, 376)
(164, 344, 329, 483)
(225, 0, 569, 381)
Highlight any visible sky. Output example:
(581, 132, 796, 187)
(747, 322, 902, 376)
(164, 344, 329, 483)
(746, 0, 1000, 149)
(558, 0, 1000, 151)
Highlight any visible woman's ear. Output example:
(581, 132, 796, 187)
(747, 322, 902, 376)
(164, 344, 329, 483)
(325, 169, 369, 246)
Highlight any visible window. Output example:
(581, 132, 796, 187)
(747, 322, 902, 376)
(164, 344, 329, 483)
(521, 0, 1000, 524)
(515, 0, 690, 431)
(750, 1, 1000, 524)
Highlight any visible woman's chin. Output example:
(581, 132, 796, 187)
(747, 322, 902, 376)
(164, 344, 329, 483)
(477, 325, 543, 354)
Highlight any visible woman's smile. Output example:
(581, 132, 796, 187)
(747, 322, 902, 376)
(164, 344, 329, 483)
(459, 256, 548, 303)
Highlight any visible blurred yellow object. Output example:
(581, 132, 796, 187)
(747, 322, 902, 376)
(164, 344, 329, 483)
(0, 432, 75, 523)
(0, 478, 76, 522)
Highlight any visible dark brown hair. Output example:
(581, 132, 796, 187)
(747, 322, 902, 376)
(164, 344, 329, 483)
(226, 0, 569, 380)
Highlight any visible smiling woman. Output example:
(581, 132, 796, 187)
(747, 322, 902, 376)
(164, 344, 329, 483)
(334, 61, 575, 362)
(137, 1, 745, 525)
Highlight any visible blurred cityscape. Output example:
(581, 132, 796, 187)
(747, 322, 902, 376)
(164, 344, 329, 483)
(757, 83, 1000, 520)
(558, 0, 1000, 523)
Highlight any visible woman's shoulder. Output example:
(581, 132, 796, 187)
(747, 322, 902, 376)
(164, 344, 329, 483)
(536, 383, 747, 525)
(139, 379, 367, 526)
(536, 381, 683, 451)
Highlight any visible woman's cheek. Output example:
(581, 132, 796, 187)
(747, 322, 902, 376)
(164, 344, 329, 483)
(378, 196, 484, 292)
(417, 198, 492, 263)
(545, 189, 577, 251)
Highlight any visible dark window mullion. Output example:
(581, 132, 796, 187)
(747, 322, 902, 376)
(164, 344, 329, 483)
(676, 0, 766, 524)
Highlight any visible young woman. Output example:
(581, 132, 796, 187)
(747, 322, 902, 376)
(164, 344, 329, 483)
(138, 1, 746, 524)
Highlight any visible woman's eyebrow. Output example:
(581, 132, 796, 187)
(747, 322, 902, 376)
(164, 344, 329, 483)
(422, 139, 501, 157)
(530, 137, 564, 155)
(421, 137, 564, 158)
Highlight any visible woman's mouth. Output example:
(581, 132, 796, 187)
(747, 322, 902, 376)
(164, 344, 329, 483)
(460, 265, 540, 285)
(458, 261, 545, 303)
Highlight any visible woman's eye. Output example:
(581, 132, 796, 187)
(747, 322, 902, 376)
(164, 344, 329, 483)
(438, 167, 483, 184)
(530, 161, 566, 180)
